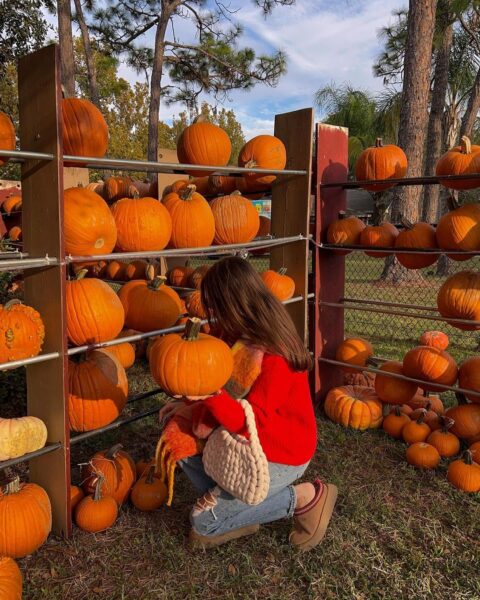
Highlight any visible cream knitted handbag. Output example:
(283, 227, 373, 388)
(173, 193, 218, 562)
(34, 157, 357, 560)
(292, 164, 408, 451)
(202, 398, 270, 505)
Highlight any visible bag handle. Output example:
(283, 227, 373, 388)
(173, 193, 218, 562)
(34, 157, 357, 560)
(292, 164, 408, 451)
(238, 399, 262, 448)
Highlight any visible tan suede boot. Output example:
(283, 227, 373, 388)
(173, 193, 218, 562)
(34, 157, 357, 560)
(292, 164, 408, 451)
(188, 524, 260, 549)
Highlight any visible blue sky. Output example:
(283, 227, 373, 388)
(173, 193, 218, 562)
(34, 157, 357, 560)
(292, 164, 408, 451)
(51, 0, 403, 137)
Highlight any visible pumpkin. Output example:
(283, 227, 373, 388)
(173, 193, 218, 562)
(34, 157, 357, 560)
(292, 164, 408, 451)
(0, 557, 22, 600)
(260, 268, 295, 301)
(167, 266, 194, 288)
(117, 328, 145, 358)
(188, 265, 210, 289)
(406, 442, 440, 469)
(119, 276, 182, 332)
(389, 403, 413, 416)
(447, 450, 480, 492)
(374, 360, 417, 405)
(149, 317, 233, 397)
(177, 118, 231, 176)
(163, 177, 210, 197)
(0, 416, 47, 461)
(0, 300, 45, 363)
(1, 196, 22, 215)
(238, 135, 287, 186)
(324, 385, 383, 430)
(359, 222, 399, 257)
(435, 202, 480, 260)
(82, 444, 136, 505)
(70, 485, 84, 512)
(403, 346, 458, 392)
(72, 260, 107, 278)
(103, 339, 135, 369)
(335, 337, 373, 373)
(105, 260, 128, 281)
(427, 417, 460, 457)
(64, 187, 117, 256)
(326, 213, 366, 253)
(407, 392, 444, 414)
(66, 273, 125, 345)
(257, 215, 271, 238)
(0, 111, 15, 166)
(208, 175, 246, 196)
(402, 410, 431, 444)
(458, 356, 480, 403)
(436, 136, 480, 190)
(446, 403, 480, 439)
(125, 260, 149, 280)
(382, 406, 410, 439)
(186, 290, 207, 319)
(437, 271, 480, 331)
(111, 196, 172, 252)
(135, 458, 155, 479)
(131, 466, 168, 511)
(470, 441, 480, 463)
(103, 176, 135, 204)
(210, 191, 260, 245)
(394, 221, 438, 269)
(354, 138, 407, 191)
(7, 226, 22, 242)
(163, 184, 215, 248)
(75, 476, 118, 532)
(411, 402, 442, 430)
(419, 330, 449, 350)
(62, 98, 108, 158)
(69, 349, 128, 432)
(343, 370, 376, 387)
(0, 476, 51, 558)
(86, 181, 104, 195)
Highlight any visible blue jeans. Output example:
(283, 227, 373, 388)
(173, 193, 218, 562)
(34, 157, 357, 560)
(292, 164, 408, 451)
(179, 455, 309, 536)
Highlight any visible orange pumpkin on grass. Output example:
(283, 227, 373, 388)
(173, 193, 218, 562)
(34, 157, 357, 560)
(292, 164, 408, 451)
(324, 385, 383, 430)
(75, 476, 118, 532)
(82, 444, 136, 505)
(445, 403, 480, 439)
(374, 360, 417, 405)
(394, 221, 438, 269)
(0, 300, 45, 363)
(436, 136, 480, 190)
(459, 356, 480, 403)
(210, 191, 260, 245)
(402, 410, 431, 444)
(382, 406, 410, 439)
(62, 98, 108, 159)
(335, 337, 373, 373)
(406, 442, 440, 469)
(261, 268, 295, 301)
(447, 450, 480, 492)
(177, 118, 231, 176)
(427, 417, 460, 457)
(354, 138, 407, 191)
(131, 466, 168, 511)
(403, 346, 458, 392)
(437, 271, 480, 331)
(238, 135, 286, 186)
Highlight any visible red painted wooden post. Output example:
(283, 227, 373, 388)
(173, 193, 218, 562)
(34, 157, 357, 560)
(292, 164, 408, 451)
(310, 124, 348, 404)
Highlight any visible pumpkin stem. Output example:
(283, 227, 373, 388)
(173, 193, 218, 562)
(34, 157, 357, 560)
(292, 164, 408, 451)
(145, 465, 156, 484)
(440, 416, 454, 433)
(231, 190, 242, 196)
(145, 264, 156, 282)
(460, 135, 472, 155)
(278, 267, 287, 276)
(1, 475, 21, 495)
(192, 114, 207, 124)
(375, 138, 383, 148)
(179, 185, 197, 201)
(104, 444, 123, 459)
(183, 317, 202, 341)
(75, 269, 89, 281)
(3, 299, 22, 310)
(415, 409, 427, 425)
(463, 450, 473, 465)
(456, 392, 468, 406)
(245, 159, 257, 170)
(401, 218, 414, 230)
(130, 187, 140, 199)
(93, 475, 105, 501)
(393, 406, 402, 417)
(149, 275, 167, 291)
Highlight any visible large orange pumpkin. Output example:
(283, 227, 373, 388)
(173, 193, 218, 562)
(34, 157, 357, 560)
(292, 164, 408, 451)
(436, 136, 480, 190)
(238, 135, 287, 186)
(324, 385, 383, 430)
(62, 98, 108, 158)
(82, 444, 136, 505)
(326, 214, 366, 253)
(0, 300, 45, 363)
(335, 337, 373, 373)
(260, 268, 295, 301)
(177, 119, 231, 176)
(0, 476, 51, 558)
(394, 221, 438, 269)
(0, 556, 22, 600)
(437, 271, 480, 331)
(103, 176, 135, 204)
(374, 360, 417, 405)
(403, 346, 458, 392)
(446, 403, 480, 439)
(210, 191, 260, 245)
(459, 356, 480, 403)
(64, 187, 117, 256)
(0, 111, 15, 166)
(149, 318, 233, 397)
(66, 273, 125, 345)
(163, 184, 215, 248)
(359, 222, 399, 257)
(354, 138, 407, 191)
(435, 202, 480, 260)
(111, 196, 172, 252)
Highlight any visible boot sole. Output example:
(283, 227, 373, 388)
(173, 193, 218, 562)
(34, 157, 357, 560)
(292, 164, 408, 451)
(189, 523, 260, 549)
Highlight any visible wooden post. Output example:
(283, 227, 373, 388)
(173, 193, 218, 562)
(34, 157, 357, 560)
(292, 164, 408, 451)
(310, 123, 348, 404)
(270, 108, 313, 343)
(18, 44, 71, 536)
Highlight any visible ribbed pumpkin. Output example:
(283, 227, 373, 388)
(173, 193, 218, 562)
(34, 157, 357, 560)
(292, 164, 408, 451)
(210, 191, 260, 245)
(402, 411, 431, 444)
(0, 416, 47, 461)
(403, 346, 458, 392)
(75, 476, 118, 532)
(435, 202, 480, 260)
(359, 222, 399, 257)
(186, 290, 207, 319)
(66, 273, 125, 345)
(470, 441, 480, 463)
(354, 138, 407, 191)
(343, 370, 376, 387)
(0, 300, 45, 363)
(326, 213, 365, 253)
(427, 417, 460, 457)
(62, 98, 108, 158)
(118, 276, 182, 332)
(0, 111, 15, 166)
(419, 330, 449, 350)
(374, 360, 417, 405)
(72, 260, 107, 278)
(103, 339, 136, 369)
(111, 196, 172, 252)
(437, 271, 480, 331)
(0, 476, 51, 558)
(64, 187, 117, 256)
(105, 260, 128, 281)
(68, 349, 128, 432)
(436, 136, 480, 190)
(411, 401, 442, 430)
(103, 176, 134, 204)
(382, 406, 410, 439)
(163, 184, 215, 248)
(188, 265, 210, 289)
(177, 119, 231, 176)
(447, 450, 480, 492)
(149, 318, 233, 397)
(459, 356, 480, 403)
(407, 392, 444, 414)
(335, 337, 373, 373)
(394, 221, 438, 269)
(70, 485, 85, 512)
(0, 557, 22, 600)
(131, 466, 168, 511)
(445, 403, 480, 439)
(167, 266, 194, 287)
(82, 444, 136, 505)
(163, 177, 210, 197)
(260, 268, 295, 301)
(238, 135, 287, 185)
(324, 385, 383, 430)
(406, 442, 440, 469)
(208, 175, 247, 196)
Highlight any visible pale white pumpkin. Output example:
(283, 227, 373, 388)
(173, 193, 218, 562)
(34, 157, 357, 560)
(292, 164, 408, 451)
(0, 417, 48, 461)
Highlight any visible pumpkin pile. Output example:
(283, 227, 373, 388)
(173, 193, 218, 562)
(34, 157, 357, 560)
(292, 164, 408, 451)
(0, 192, 22, 244)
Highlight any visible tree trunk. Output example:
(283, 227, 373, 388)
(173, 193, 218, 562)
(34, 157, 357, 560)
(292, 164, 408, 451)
(73, 0, 100, 107)
(422, 0, 453, 223)
(460, 66, 480, 138)
(58, 0, 76, 97)
(378, 255, 426, 284)
(392, 0, 438, 224)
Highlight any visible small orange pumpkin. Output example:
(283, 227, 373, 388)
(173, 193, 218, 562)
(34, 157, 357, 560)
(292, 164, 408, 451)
(238, 135, 287, 186)
(125, 260, 150, 281)
(406, 442, 440, 469)
(407, 392, 444, 414)
(382, 406, 410, 439)
(177, 118, 231, 176)
(437, 271, 480, 331)
(260, 268, 295, 301)
(104, 260, 128, 281)
(354, 138, 407, 191)
(403, 346, 458, 392)
(374, 360, 417, 405)
(167, 266, 194, 287)
(394, 221, 438, 269)
(402, 410, 431, 444)
(131, 466, 168, 511)
(326, 213, 365, 253)
(447, 450, 480, 492)
(419, 330, 449, 350)
(0, 111, 16, 166)
(411, 401, 442, 430)
(436, 136, 480, 190)
(82, 444, 136, 505)
(0, 556, 22, 599)
(210, 191, 260, 245)
(335, 337, 373, 373)
(104, 339, 136, 369)
(427, 417, 460, 457)
(75, 476, 118, 532)
(135, 458, 155, 479)
(0, 300, 45, 363)
(324, 385, 383, 430)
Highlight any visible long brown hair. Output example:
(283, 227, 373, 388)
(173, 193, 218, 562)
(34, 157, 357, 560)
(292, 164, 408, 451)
(201, 257, 312, 371)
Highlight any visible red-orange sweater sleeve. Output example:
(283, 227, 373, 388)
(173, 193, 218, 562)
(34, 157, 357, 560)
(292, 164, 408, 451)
(203, 390, 246, 433)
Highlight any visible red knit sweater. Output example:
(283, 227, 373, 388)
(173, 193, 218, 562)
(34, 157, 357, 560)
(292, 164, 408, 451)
(202, 353, 317, 466)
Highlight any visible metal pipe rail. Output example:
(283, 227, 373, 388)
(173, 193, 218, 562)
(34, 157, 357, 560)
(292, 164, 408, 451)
(128, 388, 163, 404)
(319, 172, 480, 189)
(0, 351, 61, 371)
(0, 256, 60, 273)
(0, 442, 62, 471)
(342, 297, 439, 312)
(318, 356, 480, 397)
(318, 243, 480, 256)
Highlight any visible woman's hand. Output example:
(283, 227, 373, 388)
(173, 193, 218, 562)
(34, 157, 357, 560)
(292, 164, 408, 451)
(158, 401, 182, 426)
